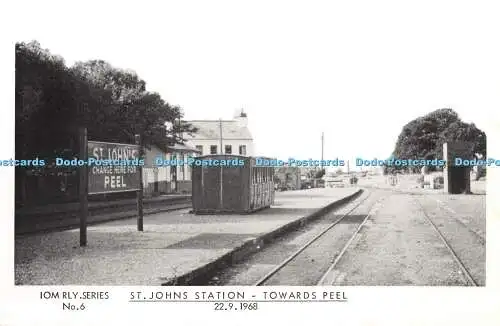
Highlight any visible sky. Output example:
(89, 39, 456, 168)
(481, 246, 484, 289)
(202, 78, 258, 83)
(6, 0, 500, 170)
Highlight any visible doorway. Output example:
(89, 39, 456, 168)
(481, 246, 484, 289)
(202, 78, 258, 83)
(449, 167, 468, 194)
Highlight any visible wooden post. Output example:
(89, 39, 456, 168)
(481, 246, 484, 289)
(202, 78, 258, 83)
(135, 134, 144, 231)
(219, 164, 224, 209)
(219, 118, 224, 208)
(219, 118, 223, 154)
(321, 132, 324, 161)
(79, 128, 88, 247)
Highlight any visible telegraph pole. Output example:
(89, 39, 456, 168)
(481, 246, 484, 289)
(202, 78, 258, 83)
(321, 132, 324, 162)
(78, 128, 88, 247)
(218, 118, 224, 209)
(219, 118, 223, 154)
(135, 134, 144, 232)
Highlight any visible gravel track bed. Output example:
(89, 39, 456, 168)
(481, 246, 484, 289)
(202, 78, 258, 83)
(206, 191, 384, 285)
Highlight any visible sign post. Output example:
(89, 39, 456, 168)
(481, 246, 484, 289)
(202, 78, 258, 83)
(135, 134, 144, 232)
(79, 128, 88, 247)
(79, 138, 142, 245)
(87, 140, 142, 236)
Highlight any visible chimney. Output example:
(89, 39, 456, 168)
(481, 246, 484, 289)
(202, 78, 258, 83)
(234, 108, 248, 127)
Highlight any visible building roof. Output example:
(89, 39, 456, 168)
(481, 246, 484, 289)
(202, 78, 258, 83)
(186, 120, 253, 140)
(168, 143, 201, 153)
(148, 142, 200, 154)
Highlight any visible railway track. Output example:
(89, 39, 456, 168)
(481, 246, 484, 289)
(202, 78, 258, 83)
(316, 198, 383, 286)
(414, 198, 482, 286)
(428, 197, 485, 244)
(254, 192, 383, 286)
(208, 189, 484, 286)
(203, 189, 387, 286)
(15, 198, 192, 235)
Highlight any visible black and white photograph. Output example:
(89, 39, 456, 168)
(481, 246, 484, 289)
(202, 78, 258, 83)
(2, 0, 500, 325)
(13, 45, 488, 287)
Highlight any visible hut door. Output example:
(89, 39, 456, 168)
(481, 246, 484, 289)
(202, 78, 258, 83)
(171, 165, 177, 192)
(154, 168, 159, 193)
(201, 166, 220, 210)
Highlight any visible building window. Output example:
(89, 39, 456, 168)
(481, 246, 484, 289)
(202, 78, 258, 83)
(210, 145, 217, 154)
(195, 145, 203, 155)
(225, 145, 232, 154)
(239, 145, 247, 155)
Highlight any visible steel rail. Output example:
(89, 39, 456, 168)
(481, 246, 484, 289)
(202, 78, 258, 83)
(415, 199, 478, 286)
(316, 197, 384, 285)
(253, 192, 373, 286)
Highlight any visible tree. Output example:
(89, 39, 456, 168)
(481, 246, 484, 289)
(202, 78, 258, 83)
(17, 42, 198, 155)
(71, 60, 196, 147)
(391, 108, 486, 172)
(15, 40, 198, 204)
(437, 121, 486, 157)
(315, 169, 326, 179)
(72, 60, 146, 103)
(16, 41, 79, 159)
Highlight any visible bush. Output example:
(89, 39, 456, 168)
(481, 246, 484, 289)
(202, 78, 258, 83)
(416, 175, 424, 184)
(434, 176, 444, 184)
(315, 169, 326, 179)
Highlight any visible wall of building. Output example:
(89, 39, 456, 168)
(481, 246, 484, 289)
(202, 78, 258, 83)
(274, 167, 301, 190)
(142, 146, 197, 196)
(189, 139, 254, 156)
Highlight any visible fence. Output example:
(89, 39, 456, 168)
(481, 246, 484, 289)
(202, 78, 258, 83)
(16, 165, 193, 207)
(387, 175, 399, 186)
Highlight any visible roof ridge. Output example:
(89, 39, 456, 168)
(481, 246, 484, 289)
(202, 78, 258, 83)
(188, 120, 237, 123)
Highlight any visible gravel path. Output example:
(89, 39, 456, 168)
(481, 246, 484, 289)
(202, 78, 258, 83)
(15, 188, 359, 285)
(417, 195, 485, 285)
(326, 192, 480, 286)
(358, 174, 486, 195)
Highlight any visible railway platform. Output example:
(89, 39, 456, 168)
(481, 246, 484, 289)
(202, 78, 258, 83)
(15, 187, 361, 285)
(357, 174, 486, 195)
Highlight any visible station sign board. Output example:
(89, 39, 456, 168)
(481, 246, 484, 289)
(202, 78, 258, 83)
(87, 141, 141, 194)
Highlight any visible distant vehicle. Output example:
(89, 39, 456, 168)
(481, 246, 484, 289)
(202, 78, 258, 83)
(323, 173, 344, 188)
(326, 179, 345, 188)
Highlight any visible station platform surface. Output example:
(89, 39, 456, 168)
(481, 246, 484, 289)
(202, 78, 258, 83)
(15, 187, 361, 285)
(357, 174, 486, 195)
